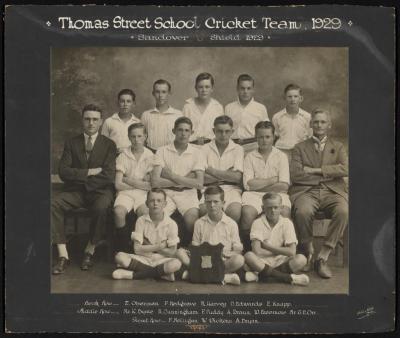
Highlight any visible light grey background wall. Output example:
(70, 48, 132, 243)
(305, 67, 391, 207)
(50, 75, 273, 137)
(51, 47, 348, 171)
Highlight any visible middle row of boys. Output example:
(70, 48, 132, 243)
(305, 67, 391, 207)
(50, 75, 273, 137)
(112, 115, 309, 286)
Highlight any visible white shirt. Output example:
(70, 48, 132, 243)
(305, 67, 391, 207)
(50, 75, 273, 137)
(243, 147, 290, 190)
(272, 108, 311, 150)
(116, 147, 156, 180)
(132, 213, 180, 248)
(225, 98, 269, 139)
(201, 140, 244, 173)
(155, 143, 206, 176)
(312, 135, 328, 152)
(84, 132, 99, 145)
(182, 98, 224, 141)
(250, 215, 297, 267)
(101, 113, 140, 152)
(192, 213, 243, 256)
(141, 106, 182, 150)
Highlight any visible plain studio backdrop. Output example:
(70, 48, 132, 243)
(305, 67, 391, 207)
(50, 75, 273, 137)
(51, 47, 348, 171)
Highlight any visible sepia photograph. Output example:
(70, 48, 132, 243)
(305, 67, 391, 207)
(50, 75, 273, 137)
(50, 47, 349, 294)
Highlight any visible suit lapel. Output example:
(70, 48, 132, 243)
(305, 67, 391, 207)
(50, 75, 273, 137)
(321, 138, 334, 165)
(77, 134, 88, 166)
(304, 139, 321, 167)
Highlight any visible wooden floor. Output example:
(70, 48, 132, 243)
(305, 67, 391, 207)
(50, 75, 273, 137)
(51, 251, 348, 294)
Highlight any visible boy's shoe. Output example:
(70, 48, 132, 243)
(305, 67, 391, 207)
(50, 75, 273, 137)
(302, 253, 314, 272)
(112, 269, 133, 280)
(223, 273, 241, 285)
(161, 273, 175, 282)
(182, 270, 189, 280)
(245, 271, 259, 282)
(290, 273, 310, 286)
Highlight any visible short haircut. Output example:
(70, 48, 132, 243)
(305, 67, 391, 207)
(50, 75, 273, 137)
(214, 115, 233, 128)
(82, 104, 102, 117)
(204, 185, 225, 201)
(195, 72, 215, 87)
(262, 192, 282, 203)
(237, 74, 254, 86)
(147, 188, 167, 201)
(174, 116, 193, 130)
(255, 120, 275, 136)
(284, 83, 302, 95)
(153, 79, 171, 92)
(311, 108, 331, 122)
(128, 122, 146, 135)
(118, 88, 136, 101)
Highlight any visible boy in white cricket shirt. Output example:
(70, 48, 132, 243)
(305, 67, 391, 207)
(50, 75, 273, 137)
(112, 188, 182, 281)
(244, 192, 309, 286)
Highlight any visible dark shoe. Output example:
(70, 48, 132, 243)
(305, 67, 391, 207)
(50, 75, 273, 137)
(302, 253, 314, 272)
(81, 253, 94, 271)
(52, 257, 69, 275)
(315, 259, 332, 279)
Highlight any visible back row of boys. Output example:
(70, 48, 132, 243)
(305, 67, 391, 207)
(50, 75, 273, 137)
(102, 73, 310, 158)
(52, 73, 348, 286)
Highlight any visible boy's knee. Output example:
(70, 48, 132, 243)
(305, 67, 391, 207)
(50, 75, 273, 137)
(231, 254, 245, 268)
(290, 254, 307, 272)
(114, 251, 127, 264)
(244, 251, 256, 262)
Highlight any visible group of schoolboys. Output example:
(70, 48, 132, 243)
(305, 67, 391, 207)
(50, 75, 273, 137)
(52, 72, 348, 288)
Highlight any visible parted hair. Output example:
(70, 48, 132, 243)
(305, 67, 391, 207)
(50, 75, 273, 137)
(214, 115, 233, 128)
(255, 120, 275, 135)
(127, 122, 147, 135)
(147, 188, 167, 201)
(117, 88, 136, 101)
(82, 104, 103, 117)
(153, 79, 171, 92)
(195, 72, 215, 87)
(204, 185, 225, 201)
(237, 74, 254, 86)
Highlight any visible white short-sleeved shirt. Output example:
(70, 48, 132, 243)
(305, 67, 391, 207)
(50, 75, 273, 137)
(132, 213, 180, 248)
(141, 106, 182, 149)
(101, 113, 141, 152)
(225, 98, 269, 139)
(192, 213, 243, 256)
(250, 215, 297, 267)
(182, 98, 224, 141)
(243, 147, 290, 190)
(201, 140, 244, 173)
(116, 147, 156, 180)
(155, 143, 206, 176)
(272, 108, 312, 150)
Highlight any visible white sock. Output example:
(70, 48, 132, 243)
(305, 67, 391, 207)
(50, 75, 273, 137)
(57, 244, 69, 260)
(84, 241, 96, 255)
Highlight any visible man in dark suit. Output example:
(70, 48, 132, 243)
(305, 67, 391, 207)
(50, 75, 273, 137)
(51, 104, 117, 274)
(290, 109, 348, 278)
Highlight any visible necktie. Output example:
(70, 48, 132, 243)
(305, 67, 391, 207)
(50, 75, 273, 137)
(86, 136, 93, 158)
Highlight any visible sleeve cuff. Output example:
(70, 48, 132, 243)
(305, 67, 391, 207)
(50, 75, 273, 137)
(167, 237, 180, 247)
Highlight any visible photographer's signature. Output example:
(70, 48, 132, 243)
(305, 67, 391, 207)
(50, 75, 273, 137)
(356, 307, 376, 319)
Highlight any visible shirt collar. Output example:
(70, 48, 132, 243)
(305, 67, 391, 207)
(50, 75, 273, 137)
(152, 106, 175, 114)
(167, 142, 195, 154)
(205, 213, 230, 226)
(143, 212, 171, 227)
(254, 146, 279, 159)
(261, 214, 282, 229)
(236, 97, 254, 107)
(121, 146, 150, 161)
(209, 139, 237, 155)
(312, 135, 328, 145)
(84, 132, 99, 143)
(111, 113, 139, 122)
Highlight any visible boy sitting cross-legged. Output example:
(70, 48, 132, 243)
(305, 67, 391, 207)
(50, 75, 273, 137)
(112, 188, 182, 282)
(177, 185, 245, 285)
(244, 192, 310, 286)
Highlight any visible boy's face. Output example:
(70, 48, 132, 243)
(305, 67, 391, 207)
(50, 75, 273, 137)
(128, 127, 146, 147)
(118, 94, 135, 114)
(195, 79, 213, 100)
(153, 83, 170, 106)
(82, 110, 102, 136)
(237, 80, 255, 103)
(204, 193, 224, 218)
(311, 112, 331, 138)
(146, 192, 167, 213)
(213, 123, 233, 144)
(262, 197, 282, 224)
(173, 122, 193, 144)
(256, 127, 274, 150)
(285, 89, 303, 108)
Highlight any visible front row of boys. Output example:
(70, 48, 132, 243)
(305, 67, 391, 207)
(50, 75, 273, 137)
(113, 186, 309, 287)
